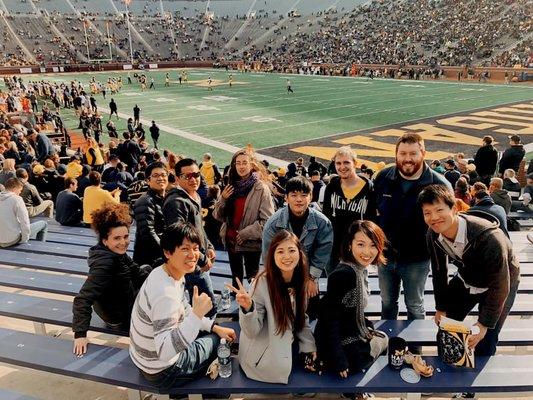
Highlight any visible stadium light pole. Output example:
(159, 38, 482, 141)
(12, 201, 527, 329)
(123, 0, 134, 65)
(106, 20, 113, 61)
(82, 19, 90, 62)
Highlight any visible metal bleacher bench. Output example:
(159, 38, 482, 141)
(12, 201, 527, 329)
(0, 389, 40, 400)
(1, 327, 533, 400)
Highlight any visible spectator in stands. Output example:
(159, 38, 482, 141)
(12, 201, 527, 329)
(511, 173, 533, 213)
(374, 133, 450, 323)
(315, 220, 388, 379)
(262, 176, 333, 318)
(72, 203, 151, 356)
(133, 162, 167, 266)
(286, 157, 308, 179)
(228, 230, 316, 384)
(499, 135, 525, 175)
(308, 156, 327, 178)
(0, 177, 47, 247)
(26, 128, 55, 163)
(473, 136, 498, 185)
(310, 170, 325, 204)
(502, 169, 522, 202)
(469, 189, 509, 237)
(16, 168, 54, 218)
(454, 177, 472, 205)
(106, 120, 118, 139)
(443, 159, 461, 188)
(199, 153, 221, 186)
(213, 149, 275, 288)
(419, 184, 519, 359)
(55, 177, 83, 226)
(83, 171, 120, 225)
(76, 164, 92, 197)
(489, 177, 512, 214)
(108, 98, 118, 120)
(66, 155, 83, 179)
(85, 137, 105, 173)
(323, 146, 376, 270)
(0, 158, 16, 186)
(117, 132, 142, 174)
(129, 222, 236, 387)
(163, 158, 218, 317)
(127, 172, 149, 209)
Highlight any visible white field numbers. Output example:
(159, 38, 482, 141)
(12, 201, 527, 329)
(187, 105, 221, 111)
(241, 115, 282, 123)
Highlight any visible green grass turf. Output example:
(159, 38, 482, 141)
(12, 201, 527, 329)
(11, 69, 533, 166)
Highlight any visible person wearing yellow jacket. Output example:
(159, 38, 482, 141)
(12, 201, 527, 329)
(83, 171, 120, 224)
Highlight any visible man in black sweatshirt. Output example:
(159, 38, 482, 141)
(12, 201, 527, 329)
(419, 184, 519, 357)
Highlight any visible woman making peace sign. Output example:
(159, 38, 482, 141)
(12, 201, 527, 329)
(227, 230, 316, 384)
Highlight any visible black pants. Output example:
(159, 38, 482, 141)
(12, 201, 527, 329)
(227, 249, 261, 288)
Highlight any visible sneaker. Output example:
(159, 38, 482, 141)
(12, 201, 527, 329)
(452, 393, 475, 399)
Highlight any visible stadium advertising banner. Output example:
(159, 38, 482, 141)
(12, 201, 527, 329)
(149, 64, 158, 69)
(123, 64, 133, 70)
(19, 68, 32, 74)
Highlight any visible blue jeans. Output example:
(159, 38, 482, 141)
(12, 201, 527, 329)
(378, 259, 430, 320)
(446, 275, 519, 356)
(29, 220, 48, 241)
(142, 333, 219, 389)
(185, 270, 217, 318)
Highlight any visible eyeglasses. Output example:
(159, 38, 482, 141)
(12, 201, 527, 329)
(150, 173, 168, 179)
(180, 172, 201, 180)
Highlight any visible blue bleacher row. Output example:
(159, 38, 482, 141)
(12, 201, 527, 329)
(1, 220, 533, 398)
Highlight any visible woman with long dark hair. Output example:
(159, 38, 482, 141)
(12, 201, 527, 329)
(315, 220, 388, 380)
(214, 148, 274, 287)
(227, 230, 316, 383)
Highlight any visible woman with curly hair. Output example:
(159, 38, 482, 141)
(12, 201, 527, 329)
(72, 203, 151, 356)
(213, 148, 275, 288)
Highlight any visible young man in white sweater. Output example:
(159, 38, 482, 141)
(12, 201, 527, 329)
(0, 177, 47, 247)
(129, 222, 236, 388)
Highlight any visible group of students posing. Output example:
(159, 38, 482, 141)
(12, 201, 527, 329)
(71, 133, 520, 391)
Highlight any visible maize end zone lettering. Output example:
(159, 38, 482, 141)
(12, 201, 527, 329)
(261, 101, 533, 169)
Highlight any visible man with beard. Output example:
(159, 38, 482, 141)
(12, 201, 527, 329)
(374, 133, 450, 327)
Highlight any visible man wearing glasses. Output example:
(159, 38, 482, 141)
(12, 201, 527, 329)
(133, 161, 168, 267)
(163, 158, 218, 317)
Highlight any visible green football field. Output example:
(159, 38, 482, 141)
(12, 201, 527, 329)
(16, 69, 533, 166)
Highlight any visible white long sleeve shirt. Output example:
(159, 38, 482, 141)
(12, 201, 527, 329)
(0, 191, 30, 246)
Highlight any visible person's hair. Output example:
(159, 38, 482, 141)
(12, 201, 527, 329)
(417, 184, 456, 208)
(227, 148, 266, 184)
(123, 132, 130, 140)
(285, 176, 312, 195)
(15, 168, 28, 179)
(395, 132, 425, 153)
(89, 171, 101, 186)
(490, 177, 503, 190)
(64, 177, 77, 189)
(333, 145, 357, 164)
(203, 153, 212, 161)
(145, 161, 166, 178)
(472, 181, 488, 192)
(504, 169, 515, 178)
(81, 164, 91, 176)
(4, 177, 23, 191)
(340, 220, 387, 266)
(256, 230, 308, 335)
(174, 158, 197, 177)
(527, 173, 533, 181)
(207, 184, 220, 198)
(43, 159, 55, 169)
(91, 203, 132, 241)
(309, 170, 320, 177)
(2, 158, 15, 171)
(455, 177, 469, 195)
(474, 190, 489, 200)
(483, 135, 493, 145)
(160, 222, 202, 255)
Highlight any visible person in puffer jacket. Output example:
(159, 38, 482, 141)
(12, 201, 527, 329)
(72, 203, 151, 356)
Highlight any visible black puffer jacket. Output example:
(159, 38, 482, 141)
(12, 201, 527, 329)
(498, 145, 525, 174)
(72, 243, 151, 338)
(473, 144, 498, 177)
(133, 188, 165, 266)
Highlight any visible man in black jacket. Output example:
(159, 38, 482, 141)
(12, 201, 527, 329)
(133, 162, 167, 266)
(473, 135, 498, 185)
(163, 158, 217, 317)
(419, 184, 519, 357)
(498, 135, 525, 175)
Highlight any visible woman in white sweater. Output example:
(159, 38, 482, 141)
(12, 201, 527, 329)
(129, 222, 236, 388)
(227, 230, 316, 384)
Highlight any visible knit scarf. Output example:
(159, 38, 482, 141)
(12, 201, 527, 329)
(344, 261, 372, 342)
(232, 172, 258, 198)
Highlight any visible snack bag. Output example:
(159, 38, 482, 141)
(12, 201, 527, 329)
(436, 317, 475, 368)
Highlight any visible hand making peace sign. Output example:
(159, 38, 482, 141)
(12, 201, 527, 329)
(226, 277, 253, 312)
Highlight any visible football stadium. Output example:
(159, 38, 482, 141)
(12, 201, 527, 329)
(0, 0, 532, 399)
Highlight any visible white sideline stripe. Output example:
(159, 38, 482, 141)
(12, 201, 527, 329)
(99, 107, 289, 167)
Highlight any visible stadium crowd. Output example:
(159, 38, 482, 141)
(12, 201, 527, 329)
(0, 0, 531, 68)
(0, 74, 527, 397)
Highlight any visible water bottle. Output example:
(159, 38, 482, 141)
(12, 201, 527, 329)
(217, 338, 232, 378)
(220, 287, 231, 310)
